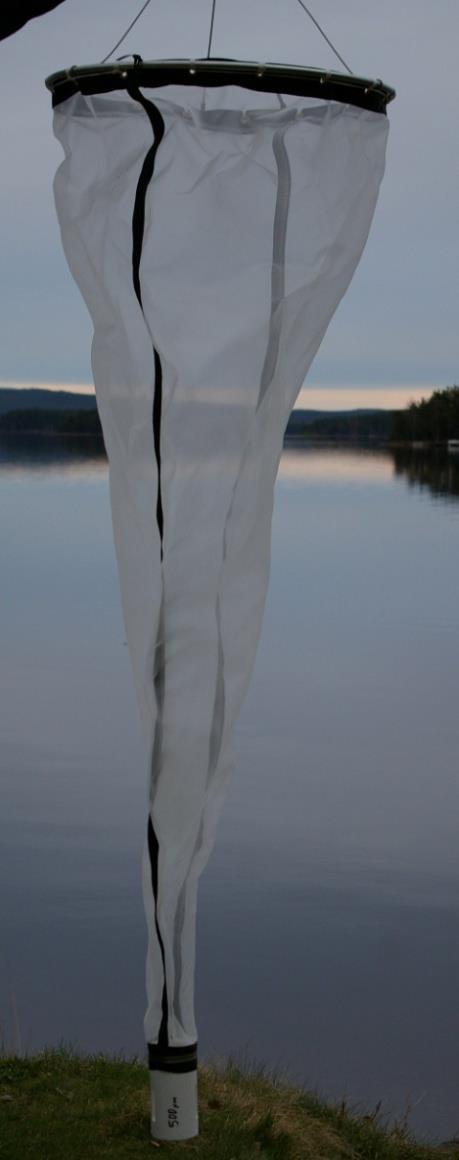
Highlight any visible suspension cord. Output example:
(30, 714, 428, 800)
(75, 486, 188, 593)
(206, 0, 217, 58)
(100, 0, 351, 75)
(293, 0, 353, 74)
(101, 0, 153, 63)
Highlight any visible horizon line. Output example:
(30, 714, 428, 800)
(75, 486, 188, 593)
(0, 379, 437, 412)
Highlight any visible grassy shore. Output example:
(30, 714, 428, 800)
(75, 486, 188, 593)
(0, 1050, 458, 1159)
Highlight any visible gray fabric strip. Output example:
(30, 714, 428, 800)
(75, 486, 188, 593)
(259, 126, 292, 405)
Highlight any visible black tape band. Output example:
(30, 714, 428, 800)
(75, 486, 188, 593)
(148, 1041, 198, 1073)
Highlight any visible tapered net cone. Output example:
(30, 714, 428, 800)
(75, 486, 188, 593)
(50, 64, 389, 1068)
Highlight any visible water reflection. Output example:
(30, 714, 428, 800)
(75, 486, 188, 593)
(0, 433, 106, 480)
(280, 444, 392, 484)
(4, 432, 459, 505)
(1, 436, 459, 1143)
(282, 440, 459, 501)
(392, 445, 459, 502)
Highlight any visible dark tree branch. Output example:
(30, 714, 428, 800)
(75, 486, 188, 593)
(0, 2, 67, 42)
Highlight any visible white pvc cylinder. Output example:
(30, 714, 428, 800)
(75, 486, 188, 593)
(150, 1068, 199, 1140)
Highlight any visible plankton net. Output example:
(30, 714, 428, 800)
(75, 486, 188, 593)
(46, 53, 394, 1140)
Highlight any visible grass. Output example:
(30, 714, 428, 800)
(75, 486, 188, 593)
(0, 1049, 458, 1160)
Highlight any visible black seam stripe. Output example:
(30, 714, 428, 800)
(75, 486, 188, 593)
(128, 85, 168, 1048)
(148, 817, 169, 1048)
(153, 348, 164, 548)
(127, 86, 165, 310)
(128, 85, 165, 556)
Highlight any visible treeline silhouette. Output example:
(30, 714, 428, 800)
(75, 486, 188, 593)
(1, 386, 458, 445)
(290, 386, 459, 442)
(391, 386, 459, 443)
(0, 407, 103, 436)
(301, 387, 459, 502)
(300, 410, 392, 441)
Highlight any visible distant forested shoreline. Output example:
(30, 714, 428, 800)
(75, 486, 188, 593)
(288, 386, 459, 444)
(0, 407, 102, 436)
(0, 385, 457, 445)
(389, 386, 459, 444)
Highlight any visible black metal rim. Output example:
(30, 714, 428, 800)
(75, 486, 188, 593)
(46, 58, 395, 113)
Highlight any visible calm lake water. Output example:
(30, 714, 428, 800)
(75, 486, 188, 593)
(1, 435, 459, 1145)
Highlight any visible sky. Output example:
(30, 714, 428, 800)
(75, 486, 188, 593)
(0, 0, 457, 410)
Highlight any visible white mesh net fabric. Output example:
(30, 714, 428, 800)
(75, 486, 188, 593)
(52, 81, 388, 1053)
